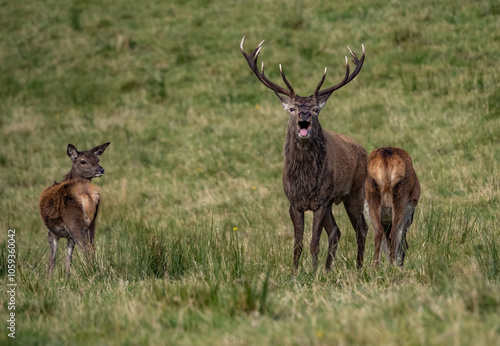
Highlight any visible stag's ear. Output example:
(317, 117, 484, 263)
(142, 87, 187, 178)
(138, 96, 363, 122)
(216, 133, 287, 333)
(316, 93, 332, 111)
(275, 92, 292, 111)
(91, 142, 110, 158)
(67, 144, 79, 162)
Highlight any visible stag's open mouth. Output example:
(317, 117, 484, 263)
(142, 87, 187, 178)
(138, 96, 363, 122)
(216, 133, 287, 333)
(298, 121, 311, 138)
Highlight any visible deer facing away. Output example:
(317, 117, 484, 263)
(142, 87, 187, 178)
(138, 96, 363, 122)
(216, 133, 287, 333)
(365, 147, 420, 266)
(241, 37, 368, 270)
(39, 142, 110, 277)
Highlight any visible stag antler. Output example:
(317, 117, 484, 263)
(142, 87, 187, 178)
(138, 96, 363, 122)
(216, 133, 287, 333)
(314, 44, 365, 98)
(240, 36, 295, 97)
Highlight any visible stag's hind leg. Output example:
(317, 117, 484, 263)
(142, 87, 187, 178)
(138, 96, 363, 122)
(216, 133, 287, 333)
(323, 206, 341, 271)
(47, 232, 59, 278)
(344, 191, 368, 269)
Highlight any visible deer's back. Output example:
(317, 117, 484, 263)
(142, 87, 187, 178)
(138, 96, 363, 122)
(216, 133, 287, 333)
(39, 179, 100, 231)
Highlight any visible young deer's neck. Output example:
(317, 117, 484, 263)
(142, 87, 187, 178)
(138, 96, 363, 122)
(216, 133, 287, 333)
(64, 168, 91, 182)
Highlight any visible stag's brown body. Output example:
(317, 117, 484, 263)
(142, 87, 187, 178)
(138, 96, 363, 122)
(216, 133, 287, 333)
(365, 147, 420, 266)
(241, 38, 368, 270)
(284, 128, 367, 212)
(39, 142, 109, 277)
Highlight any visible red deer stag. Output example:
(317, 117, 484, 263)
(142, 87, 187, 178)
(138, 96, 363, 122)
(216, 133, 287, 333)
(39, 142, 110, 277)
(365, 147, 420, 266)
(241, 37, 368, 270)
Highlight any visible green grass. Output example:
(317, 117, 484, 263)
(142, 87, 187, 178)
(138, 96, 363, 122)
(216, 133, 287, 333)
(1, 0, 499, 344)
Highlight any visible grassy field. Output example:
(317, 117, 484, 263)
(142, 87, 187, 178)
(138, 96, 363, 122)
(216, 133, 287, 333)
(1, 0, 499, 344)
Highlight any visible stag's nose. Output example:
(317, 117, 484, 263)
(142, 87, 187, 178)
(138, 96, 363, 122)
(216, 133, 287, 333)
(99, 166, 105, 175)
(299, 111, 311, 121)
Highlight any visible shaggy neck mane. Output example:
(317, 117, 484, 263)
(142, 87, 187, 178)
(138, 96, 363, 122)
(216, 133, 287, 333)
(284, 123, 327, 182)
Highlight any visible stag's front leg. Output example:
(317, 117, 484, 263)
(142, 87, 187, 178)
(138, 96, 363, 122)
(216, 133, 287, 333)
(311, 206, 329, 271)
(289, 206, 304, 271)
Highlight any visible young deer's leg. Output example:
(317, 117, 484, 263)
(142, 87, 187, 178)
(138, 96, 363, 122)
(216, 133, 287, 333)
(396, 204, 415, 266)
(389, 195, 408, 265)
(47, 232, 58, 278)
(323, 207, 341, 271)
(344, 191, 368, 269)
(65, 238, 75, 276)
(311, 206, 329, 271)
(368, 203, 385, 267)
(289, 206, 304, 272)
(64, 219, 93, 265)
(381, 225, 391, 261)
(366, 183, 384, 266)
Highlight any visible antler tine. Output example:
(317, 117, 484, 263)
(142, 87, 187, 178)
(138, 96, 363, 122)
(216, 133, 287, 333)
(313, 67, 328, 97)
(240, 36, 294, 97)
(316, 45, 365, 97)
(239, 36, 246, 52)
(279, 64, 295, 96)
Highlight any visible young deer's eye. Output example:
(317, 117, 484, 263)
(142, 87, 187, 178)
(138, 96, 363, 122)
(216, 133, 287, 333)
(313, 108, 319, 113)
(80, 160, 86, 165)
(289, 108, 295, 112)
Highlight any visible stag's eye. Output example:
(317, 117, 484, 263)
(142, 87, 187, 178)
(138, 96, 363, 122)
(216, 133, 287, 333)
(313, 108, 319, 113)
(289, 107, 295, 112)
(80, 160, 86, 165)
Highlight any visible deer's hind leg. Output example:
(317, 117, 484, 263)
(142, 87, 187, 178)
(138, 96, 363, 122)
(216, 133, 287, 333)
(63, 215, 94, 266)
(47, 232, 59, 278)
(344, 190, 369, 269)
(395, 203, 416, 266)
(65, 238, 75, 275)
(323, 206, 341, 271)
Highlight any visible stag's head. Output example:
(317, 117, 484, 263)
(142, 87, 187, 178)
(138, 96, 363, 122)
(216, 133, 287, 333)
(240, 37, 365, 141)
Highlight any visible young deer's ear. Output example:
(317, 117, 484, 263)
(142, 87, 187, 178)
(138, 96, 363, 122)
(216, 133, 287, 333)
(92, 142, 110, 157)
(67, 144, 79, 162)
(276, 92, 292, 111)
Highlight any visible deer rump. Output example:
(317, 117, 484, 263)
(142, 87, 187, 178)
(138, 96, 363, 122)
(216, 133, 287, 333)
(39, 178, 100, 246)
(366, 147, 419, 264)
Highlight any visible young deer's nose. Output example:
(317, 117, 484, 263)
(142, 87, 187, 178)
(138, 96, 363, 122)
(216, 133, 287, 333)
(299, 111, 311, 121)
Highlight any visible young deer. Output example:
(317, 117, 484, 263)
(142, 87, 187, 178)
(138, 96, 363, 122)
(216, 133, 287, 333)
(39, 142, 110, 277)
(241, 37, 368, 270)
(365, 147, 420, 266)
